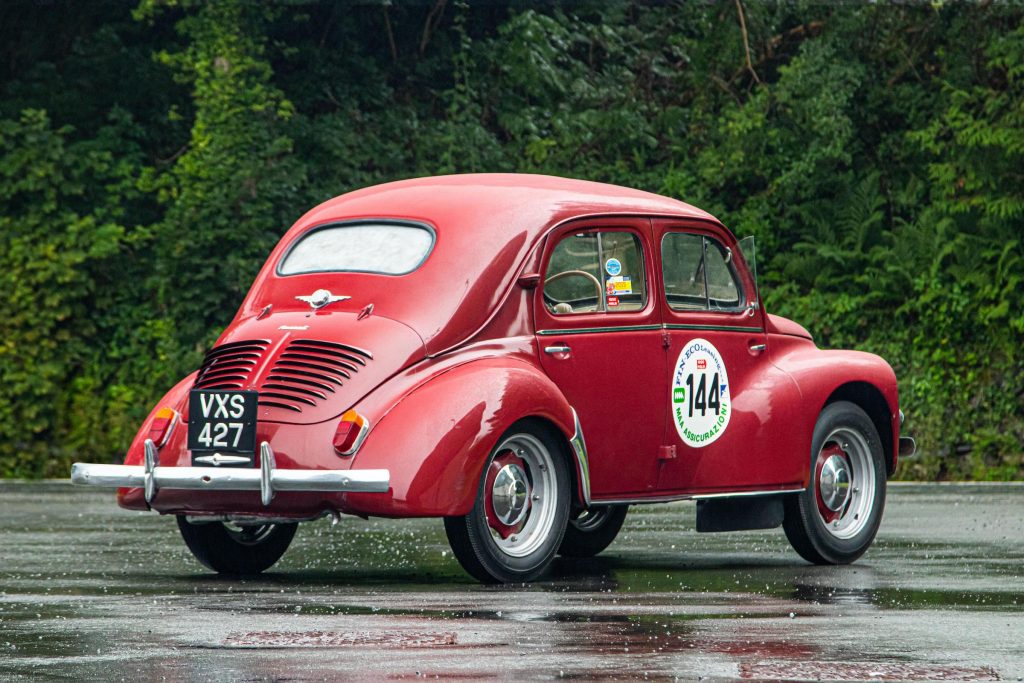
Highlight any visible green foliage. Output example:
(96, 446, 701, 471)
(0, 0, 1021, 478)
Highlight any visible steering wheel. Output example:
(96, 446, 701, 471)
(544, 270, 604, 313)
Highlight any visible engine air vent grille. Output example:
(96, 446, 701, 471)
(257, 339, 373, 413)
(193, 340, 270, 390)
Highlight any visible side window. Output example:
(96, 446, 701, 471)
(543, 231, 647, 315)
(662, 233, 743, 311)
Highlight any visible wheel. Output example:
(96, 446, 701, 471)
(783, 401, 886, 564)
(558, 505, 628, 557)
(176, 516, 297, 574)
(444, 420, 571, 584)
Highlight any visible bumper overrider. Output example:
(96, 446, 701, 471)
(71, 439, 390, 506)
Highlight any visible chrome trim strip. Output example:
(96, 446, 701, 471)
(70, 458, 390, 504)
(691, 487, 804, 500)
(590, 487, 805, 506)
(663, 323, 763, 333)
(193, 453, 252, 466)
(569, 408, 591, 506)
(537, 325, 661, 336)
(538, 323, 763, 337)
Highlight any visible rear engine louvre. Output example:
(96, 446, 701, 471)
(193, 340, 270, 390)
(261, 339, 373, 413)
(193, 338, 373, 414)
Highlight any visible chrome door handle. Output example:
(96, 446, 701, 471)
(749, 343, 766, 352)
(544, 345, 571, 355)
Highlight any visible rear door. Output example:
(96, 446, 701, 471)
(534, 218, 666, 499)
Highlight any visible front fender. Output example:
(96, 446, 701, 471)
(343, 357, 576, 517)
(770, 337, 900, 476)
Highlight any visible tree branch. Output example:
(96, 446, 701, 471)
(419, 0, 447, 56)
(734, 0, 761, 85)
(382, 4, 398, 64)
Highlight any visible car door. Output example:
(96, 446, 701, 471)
(655, 220, 802, 494)
(534, 218, 666, 499)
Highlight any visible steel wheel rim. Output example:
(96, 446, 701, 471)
(485, 433, 557, 558)
(224, 522, 276, 546)
(571, 507, 612, 532)
(815, 427, 875, 540)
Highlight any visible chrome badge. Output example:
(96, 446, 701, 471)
(296, 289, 350, 310)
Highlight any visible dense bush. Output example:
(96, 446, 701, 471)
(0, 1, 1020, 479)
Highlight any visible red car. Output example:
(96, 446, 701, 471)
(72, 174, 915, 583)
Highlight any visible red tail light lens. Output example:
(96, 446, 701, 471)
(333, 410, 368, 456)
(147, 408, 179, 448)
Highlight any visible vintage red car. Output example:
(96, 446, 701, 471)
(72, 174, 914, 583)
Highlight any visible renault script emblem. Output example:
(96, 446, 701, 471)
(296, 289, 350, 310)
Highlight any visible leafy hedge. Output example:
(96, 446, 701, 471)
(0, 1, 1020, 479)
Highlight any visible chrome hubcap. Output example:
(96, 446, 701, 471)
(491, 463, 529, 526)
(819, 454, 851, 512)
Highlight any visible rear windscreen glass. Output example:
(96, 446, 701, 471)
(278, 223, 434, 276)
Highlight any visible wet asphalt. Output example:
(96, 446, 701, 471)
(0, 482, 1021, 681)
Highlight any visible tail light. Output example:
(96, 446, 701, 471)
(333, 410, 368, 456)
(147, 407, 179, 448)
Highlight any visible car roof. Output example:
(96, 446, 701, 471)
(295, 173, 715, 230)
(268, 174, 721, 355)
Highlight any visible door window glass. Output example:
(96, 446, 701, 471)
(662, 233, 743, 311)
(543, 231, 647, 315)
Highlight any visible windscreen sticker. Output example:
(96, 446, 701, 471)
(605, 258, 622, 276)
(607, 295, 620, 307)
(671, 338, 731, 447)
(608, 276, 632, 295)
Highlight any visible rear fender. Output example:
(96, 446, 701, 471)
(117, 372, 197, 511)
(344, 358, 577, 517)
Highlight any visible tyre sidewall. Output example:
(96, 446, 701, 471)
(558, 505, 628, 558)
(465, 421, 571, 581)
(801, 401, 886, 563)
(177, 516, 297, 574)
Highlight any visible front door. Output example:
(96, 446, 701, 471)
(655, 221, 801, 494)
(534, 218, 666, 499)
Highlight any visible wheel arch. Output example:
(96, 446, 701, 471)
(824, 381, 896, 476)
(344, 357, 585, 517)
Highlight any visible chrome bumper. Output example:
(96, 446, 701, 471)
(71, 440, 389, 506)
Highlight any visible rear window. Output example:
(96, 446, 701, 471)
(278, 223, 434, 276)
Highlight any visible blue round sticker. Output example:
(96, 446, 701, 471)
(605, 258, 622, 276)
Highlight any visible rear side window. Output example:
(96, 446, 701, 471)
(662, 233, 743, 311)
(543, 231, 647, 314)
(278, 223, 434, 276)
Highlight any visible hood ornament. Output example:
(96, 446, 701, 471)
(296, 289, 350, 310)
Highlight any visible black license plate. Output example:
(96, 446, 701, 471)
(187, 390, 258, 462)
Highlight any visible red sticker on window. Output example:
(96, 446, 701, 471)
(697, 359, 707, 369)
(607, 296, 619, 307)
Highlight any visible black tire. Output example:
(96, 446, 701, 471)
(783, 401, 887, 565)
(444, 420, 571, 584)
(558, 505, 628, 558)
(176, 516, 297, 575)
